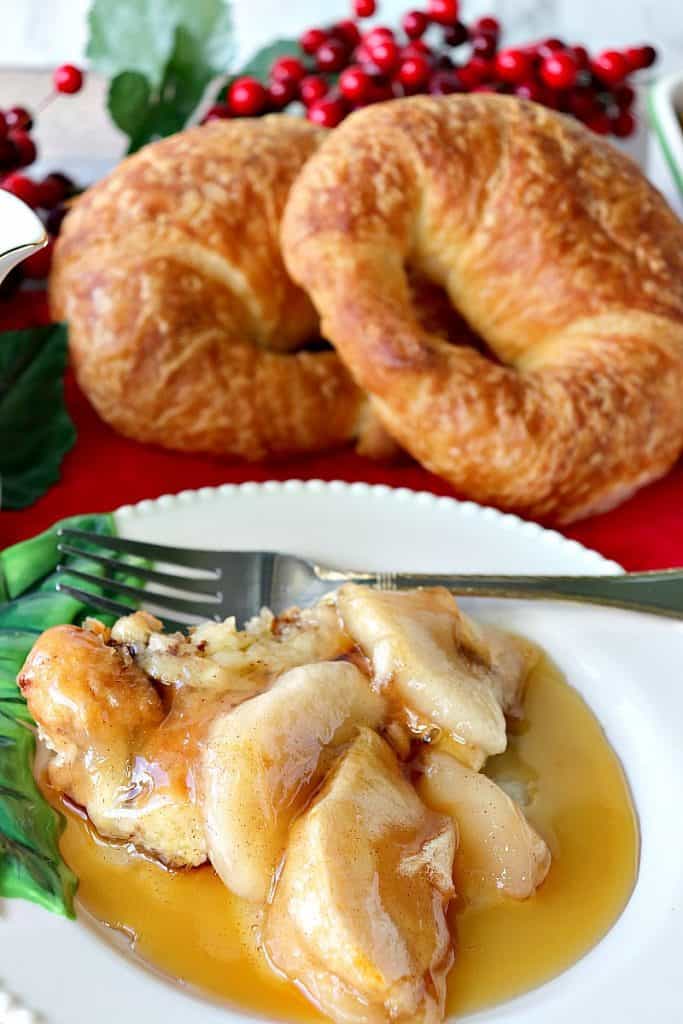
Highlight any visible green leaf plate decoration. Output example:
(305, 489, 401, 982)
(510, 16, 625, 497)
(0, 513, 148, 917)
(0, 323, 76, 511)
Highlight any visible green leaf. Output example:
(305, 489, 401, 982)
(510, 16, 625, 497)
(234, 37, 298, 81)
(1, 512, 114, 599)
(0, 324, 76, 510)
(0, 512, 151, 917)
(108, 71, 152, 138)
(88, 0, 234, 152)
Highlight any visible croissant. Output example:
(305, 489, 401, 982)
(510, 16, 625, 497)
(282, 95, 683, 523)
(49, 117, 369, 459)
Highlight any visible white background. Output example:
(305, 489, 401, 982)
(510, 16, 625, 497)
(3, 0, 683, 73)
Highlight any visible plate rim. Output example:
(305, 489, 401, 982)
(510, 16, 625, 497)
(113, 478, 624, 574)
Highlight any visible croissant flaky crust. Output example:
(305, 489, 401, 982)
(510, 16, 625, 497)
(50, 117, 368, 459)
(282, 94, 683, 523)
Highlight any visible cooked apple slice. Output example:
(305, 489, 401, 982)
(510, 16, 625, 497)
(265, 729, 456, 1024)
(337, 585, 535, 768)
(417, 749, 551, 901)
(18, 622, 208, 868)
(200, 660, 385, 902)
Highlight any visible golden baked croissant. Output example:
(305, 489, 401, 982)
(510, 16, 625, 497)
(50, 117, 369, 459)
(282, 95, 683, 523)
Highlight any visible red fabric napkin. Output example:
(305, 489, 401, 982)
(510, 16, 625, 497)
(2, 290, 682, 569)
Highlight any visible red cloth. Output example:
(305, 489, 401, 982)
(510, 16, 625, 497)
(2, 291, 682, 569)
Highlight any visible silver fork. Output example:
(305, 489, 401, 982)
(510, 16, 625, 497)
(55, 527, 683, 630)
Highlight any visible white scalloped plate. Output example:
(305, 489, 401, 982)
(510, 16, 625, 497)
(3, 481, 683, 1024)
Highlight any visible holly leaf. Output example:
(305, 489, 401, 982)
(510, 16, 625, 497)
(0, 324, 76, 510)
(108, 71, 152, 138)
(87, 0, 234, 152)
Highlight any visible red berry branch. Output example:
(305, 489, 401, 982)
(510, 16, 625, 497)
(206, 0, 655, 131)
(0, 64, 84, 292)
(0, 2, 657, 296)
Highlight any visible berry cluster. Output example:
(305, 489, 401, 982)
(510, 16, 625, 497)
(0, 64, 83, 291)
(206, 0, 654, 134)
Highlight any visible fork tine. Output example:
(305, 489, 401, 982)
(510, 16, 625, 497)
(56, 583, 135, 619)
(57, 543, 221, 595)
(58, 528, 222, 572)
(57, 567, 223, 619)
(55, 583, 189, 633)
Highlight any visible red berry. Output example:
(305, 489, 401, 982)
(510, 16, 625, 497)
(5, 107, 33, 131)
(300, 28, 328, 55)
(0, 112, 7, 141)
(299, 75, 328, 106)
(402, 10, 429, 39)
(592, 50, 628, 85)
(307, 98, 346, 127)
(0, 139, 18, 171)
(353, 0, 376, 16)
(369, 38, 400, 74)
(472, 16, 500, 38)
(37, 172, 69, 209)
(540, 52, 577, 89)
(228, 76, 267, 115)
(402, 39, 432, 57)
(53, 63, 83, 94)
(316, 39, 347, 72)
(586, 111, 611, 135)
(613, 84, 635, 109)
(8, 129, 36, 168)
(267, 78, 297, 109)
(397, 55, 431, 90)
(427, 0, 459, 27)
(472, 34, 497, 59)
(202, 102, 232, 123)
(627, 45, 657, 71)
(339, 65, 372, 101)
(46, 204, 68, 236)
(429, 70, 463, 95)
(45, 170, 74, 197)
(458, 57, 494, 88)
(443, 21, 469, 46)
(332, 20, 361, 49)
(2, 172, 40, 207)
(611, 110, 636, 138)
(569, 45, 590, 70)
(515, 80, 546, 103)
(535, 37, 565, 58)
(567, 86, 599, 120)
(22, 238, 54, 279)
(363, 27, 394, 47)
(495, 48, 532, 84)
(270, 56, 305, 84)
(368, 76, 401, 103)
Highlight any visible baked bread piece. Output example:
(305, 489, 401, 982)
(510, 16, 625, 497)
(282, 94, 683, 523)
(49, 117, 368, 458)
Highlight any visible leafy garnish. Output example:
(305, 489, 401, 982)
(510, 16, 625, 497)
(0, 513, 149, 917)
(234, 38, 298, 80)
(87, 0, 234, 152)
(0, 324, 76, 510)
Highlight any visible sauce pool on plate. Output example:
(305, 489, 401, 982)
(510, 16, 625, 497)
(50, 651, 638, 1021)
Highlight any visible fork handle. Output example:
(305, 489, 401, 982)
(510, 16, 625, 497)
(316, 569, 683, 619)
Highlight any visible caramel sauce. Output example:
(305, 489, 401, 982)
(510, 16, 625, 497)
(51, 653, 638, 1021)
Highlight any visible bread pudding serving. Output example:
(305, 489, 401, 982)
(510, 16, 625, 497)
(19, 585, 636, 1023)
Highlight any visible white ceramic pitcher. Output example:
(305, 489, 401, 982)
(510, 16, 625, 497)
(0, 188, 47, 283)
